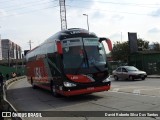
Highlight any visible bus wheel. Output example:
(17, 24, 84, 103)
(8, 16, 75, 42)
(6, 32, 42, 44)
(51, 83, 59, 97)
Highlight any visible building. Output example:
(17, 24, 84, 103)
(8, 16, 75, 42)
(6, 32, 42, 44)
(0, 39, 22, 60)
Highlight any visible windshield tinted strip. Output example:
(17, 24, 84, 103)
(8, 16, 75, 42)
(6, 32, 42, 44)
(62, 38, 82, 47)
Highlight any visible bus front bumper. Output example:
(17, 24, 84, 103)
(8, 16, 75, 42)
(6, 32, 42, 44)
(57, 85, 111, 96)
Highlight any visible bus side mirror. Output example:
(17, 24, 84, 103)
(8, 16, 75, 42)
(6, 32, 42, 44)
(56, 41, 63, 54)
(99, 37, 112, 51)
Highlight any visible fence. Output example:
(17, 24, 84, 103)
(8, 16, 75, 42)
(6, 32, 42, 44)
(129, 51, 160, 75)
(0, 65, 25, 80)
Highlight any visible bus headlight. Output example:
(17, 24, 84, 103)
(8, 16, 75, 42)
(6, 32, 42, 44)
(63, 82, 77, 87)
(102, 78, 111, 83)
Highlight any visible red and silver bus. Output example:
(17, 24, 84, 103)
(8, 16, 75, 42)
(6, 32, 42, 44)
(26, 28, 112, 97)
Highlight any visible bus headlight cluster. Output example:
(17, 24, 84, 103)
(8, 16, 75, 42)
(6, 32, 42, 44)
(63, 82, 77, 87)
(102, 78, 111, 83)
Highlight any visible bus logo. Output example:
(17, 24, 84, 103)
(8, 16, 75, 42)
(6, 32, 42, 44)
(35, 67, 42, 79)
(71, 76, 78, 80)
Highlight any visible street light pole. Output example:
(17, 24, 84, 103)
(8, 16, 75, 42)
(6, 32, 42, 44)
(83, 14, 89, 32)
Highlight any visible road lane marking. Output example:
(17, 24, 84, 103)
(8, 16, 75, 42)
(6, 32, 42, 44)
(110, 86, 160, 97)
(111, 86, 146, 89)
(108, 91, 160, 98)
(137, 88, 160, 91)
(112, 88, 119, 92)
(133, 89, 140, 95)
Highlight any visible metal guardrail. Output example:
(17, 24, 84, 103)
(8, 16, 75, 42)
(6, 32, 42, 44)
(1, 76, 26, 120)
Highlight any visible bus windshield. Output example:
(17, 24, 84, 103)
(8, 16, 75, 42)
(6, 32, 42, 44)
(62, 38, 107, 73)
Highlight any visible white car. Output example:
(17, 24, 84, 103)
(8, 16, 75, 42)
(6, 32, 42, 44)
(112, 66, 147, 80)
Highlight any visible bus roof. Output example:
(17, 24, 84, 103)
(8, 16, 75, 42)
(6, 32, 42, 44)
(47, 28, 98, 42)
(27, 28, 98, 55)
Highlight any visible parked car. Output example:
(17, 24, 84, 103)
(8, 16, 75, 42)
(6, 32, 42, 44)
(112, 66, 147, 80)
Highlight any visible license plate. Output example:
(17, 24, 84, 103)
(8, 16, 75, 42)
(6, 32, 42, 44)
(87, 87, 94, 90)
(141, 75, 144, 77)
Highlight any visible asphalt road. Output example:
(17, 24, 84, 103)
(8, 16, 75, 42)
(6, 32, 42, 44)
(6, 77, 160, 120)
(110, 77, 160, 97)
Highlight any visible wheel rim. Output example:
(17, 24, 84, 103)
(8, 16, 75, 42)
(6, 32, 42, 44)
(114, 76, 118, 80)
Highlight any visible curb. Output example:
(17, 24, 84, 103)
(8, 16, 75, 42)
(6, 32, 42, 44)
(2, 76, 26, 120)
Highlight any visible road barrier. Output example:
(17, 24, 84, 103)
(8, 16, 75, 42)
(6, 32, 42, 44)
(1, 76, 26, 120)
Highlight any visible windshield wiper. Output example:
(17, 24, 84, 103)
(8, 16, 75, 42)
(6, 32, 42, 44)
(90, 62, 102, 72)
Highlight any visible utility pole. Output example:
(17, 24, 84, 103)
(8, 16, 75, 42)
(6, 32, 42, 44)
(28, 40, 33, 50)
(59, 0, 67, 30)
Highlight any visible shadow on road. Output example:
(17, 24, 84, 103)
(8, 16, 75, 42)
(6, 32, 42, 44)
(7, 85, 104, 111)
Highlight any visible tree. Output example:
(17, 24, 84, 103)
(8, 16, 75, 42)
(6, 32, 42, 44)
(137, 38, 149, 50)
(111, 38, 149, 62)
(111, 41, 129, 62)
(152, 42, 160, 51)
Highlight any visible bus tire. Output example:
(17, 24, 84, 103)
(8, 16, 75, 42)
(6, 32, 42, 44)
(51, 82, 59, 97)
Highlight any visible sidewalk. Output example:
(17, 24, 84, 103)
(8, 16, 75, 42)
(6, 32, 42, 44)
(147, 75, 160, 78)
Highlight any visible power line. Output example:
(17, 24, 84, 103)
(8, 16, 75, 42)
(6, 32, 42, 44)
(1, 0, 157, 17)
(0, 0, 57, 10)
(69, 0, 160, 7)
(0, 5, 59, 18)
(0, 0, 58, 13)
(0, 4, 153, 18)
(0, 0, 15, 4)
(0, 1, 158, 18)
(66, 5, 152, 16)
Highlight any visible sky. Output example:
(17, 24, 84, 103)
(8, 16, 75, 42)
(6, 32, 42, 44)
(0, 0, 160, 52)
